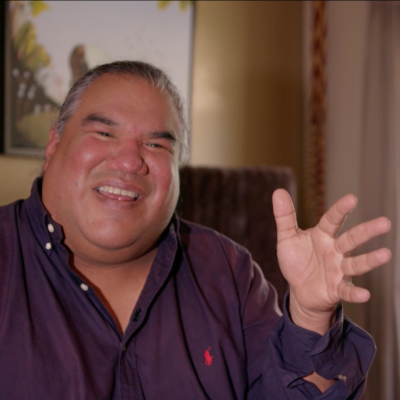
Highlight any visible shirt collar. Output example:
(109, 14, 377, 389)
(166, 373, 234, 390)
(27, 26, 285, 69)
(24, 177, 64, 253)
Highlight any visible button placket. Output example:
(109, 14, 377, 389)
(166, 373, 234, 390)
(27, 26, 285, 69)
(132, 308, 142, 322)
(45, 222, 55, 252)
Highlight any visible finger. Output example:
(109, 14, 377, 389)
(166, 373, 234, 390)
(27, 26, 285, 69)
(318, 194, 358, 237)
(272, 189, 297, 241)
(341, 248, 392, 276)
(335, 217, 391, 254)
(337, 281, 371, 303)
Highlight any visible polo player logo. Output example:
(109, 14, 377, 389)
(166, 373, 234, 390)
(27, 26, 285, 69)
(204, 347, 213, 366)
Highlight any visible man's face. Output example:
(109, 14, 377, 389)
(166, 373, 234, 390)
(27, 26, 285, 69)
(42, 74, 181, 264)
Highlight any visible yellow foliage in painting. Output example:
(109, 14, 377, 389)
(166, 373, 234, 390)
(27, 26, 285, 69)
(13, 21, 51, 71)
(25, 44, 51, 70)
(158, 1, 170, 10)
(179, 1, 193, 11)
(157, 1, 193, 11)
(30, 1, 50, 17)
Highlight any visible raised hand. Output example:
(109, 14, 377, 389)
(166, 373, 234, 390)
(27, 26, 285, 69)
(272, 189, 391, 334)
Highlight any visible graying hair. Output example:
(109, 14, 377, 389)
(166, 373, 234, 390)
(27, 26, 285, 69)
(55, 60, 190, 163)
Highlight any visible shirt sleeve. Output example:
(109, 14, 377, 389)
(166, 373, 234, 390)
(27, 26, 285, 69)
(261, 293, 376, 399)
(228, 241, 375, 399)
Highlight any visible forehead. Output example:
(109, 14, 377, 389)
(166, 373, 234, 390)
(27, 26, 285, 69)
(75, 74, 180, 131)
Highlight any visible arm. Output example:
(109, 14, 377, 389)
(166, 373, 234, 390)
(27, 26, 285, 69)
(266, 189, 390, 397)
(241, 257, 375, 399)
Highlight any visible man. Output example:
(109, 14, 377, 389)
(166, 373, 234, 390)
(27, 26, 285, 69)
(0, 61, 391, 399)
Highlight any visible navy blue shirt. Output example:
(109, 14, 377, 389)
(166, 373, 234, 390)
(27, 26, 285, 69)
(0, 180, 375, 399)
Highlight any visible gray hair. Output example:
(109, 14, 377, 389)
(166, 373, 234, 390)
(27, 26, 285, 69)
(55, 60, 189, 163)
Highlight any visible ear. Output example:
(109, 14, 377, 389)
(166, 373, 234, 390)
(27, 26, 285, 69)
(43, 126, 61, 172)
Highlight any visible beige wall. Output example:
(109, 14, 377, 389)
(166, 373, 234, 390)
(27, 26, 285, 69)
(0, 1, 304, 208)
(191, 1, 303, 196)
(0, 156, 42, 205)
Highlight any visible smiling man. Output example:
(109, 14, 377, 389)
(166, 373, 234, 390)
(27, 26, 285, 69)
(0, 61, 391, 399)
(41, 72, 182, 333)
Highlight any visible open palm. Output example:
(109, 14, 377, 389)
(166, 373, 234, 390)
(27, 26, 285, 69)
(272, 189, 391, 327)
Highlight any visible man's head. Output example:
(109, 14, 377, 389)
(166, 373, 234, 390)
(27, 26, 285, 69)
(42, 61, 185, 266)
(55, 60, 189, 163)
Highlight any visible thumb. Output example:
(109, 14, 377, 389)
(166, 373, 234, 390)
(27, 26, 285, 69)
(272, 189, 298, 241)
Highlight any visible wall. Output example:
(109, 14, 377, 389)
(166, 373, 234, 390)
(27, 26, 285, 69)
(191, 1, 304, 205)
(0, 156, 41, 205)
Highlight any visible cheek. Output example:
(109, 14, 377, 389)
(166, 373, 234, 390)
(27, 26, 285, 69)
(147, 155, 180, 199)
(65, 140, 108, 179)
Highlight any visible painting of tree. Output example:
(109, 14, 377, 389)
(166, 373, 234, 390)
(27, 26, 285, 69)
(4, 1, 194, 156)
(7, 1, 59, 150)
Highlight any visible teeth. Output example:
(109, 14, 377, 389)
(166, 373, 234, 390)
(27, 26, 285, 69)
(97, 186, 139, 199)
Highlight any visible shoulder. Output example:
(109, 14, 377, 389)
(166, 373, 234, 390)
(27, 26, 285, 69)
(175, 218, 279, 325)
(0, 201, 24, 271)
(176, 218, 259, 292)
(177, 218, 251, 263)
(0, 200, 23, 241)
(0, 201, 22, 225)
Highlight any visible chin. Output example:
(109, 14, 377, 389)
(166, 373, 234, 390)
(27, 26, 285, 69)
(84, 230, 140, 250)
(77, 209, 174, 254)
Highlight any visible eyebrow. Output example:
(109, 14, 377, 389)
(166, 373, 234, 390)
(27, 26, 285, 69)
(148, 131, 177, 142)
(82, 113, 119, 127)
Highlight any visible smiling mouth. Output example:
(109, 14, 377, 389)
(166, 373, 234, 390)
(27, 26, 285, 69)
(97, 185, 140, 201)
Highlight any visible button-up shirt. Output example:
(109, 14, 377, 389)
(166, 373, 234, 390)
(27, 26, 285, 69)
(0, 179, 375, 399)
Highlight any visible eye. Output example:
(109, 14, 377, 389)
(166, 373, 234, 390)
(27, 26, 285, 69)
(142, 138, 175, 154)
(97, 131, 112, 138)
(146, 142, 164, 149)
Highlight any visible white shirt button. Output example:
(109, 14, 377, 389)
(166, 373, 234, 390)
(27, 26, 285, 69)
(80, 283, 89, 291)
(45, 242, 52, 250)
(47, 224, 54, 233)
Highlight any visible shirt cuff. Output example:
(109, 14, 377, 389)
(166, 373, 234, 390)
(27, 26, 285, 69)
(275, 292, 376, 396)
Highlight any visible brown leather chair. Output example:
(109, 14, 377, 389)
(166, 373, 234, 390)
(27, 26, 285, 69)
(176, 165, 296, 307)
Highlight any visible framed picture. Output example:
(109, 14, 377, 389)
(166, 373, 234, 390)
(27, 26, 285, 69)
(2, 0, 194, 157)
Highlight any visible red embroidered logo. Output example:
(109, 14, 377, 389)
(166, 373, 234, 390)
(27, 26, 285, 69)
(204, 347, 213, 366)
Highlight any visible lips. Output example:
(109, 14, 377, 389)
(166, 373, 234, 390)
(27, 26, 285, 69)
(96, 185, 140, 201)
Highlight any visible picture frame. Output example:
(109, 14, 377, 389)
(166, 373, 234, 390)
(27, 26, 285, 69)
(2, 0, 194, 157)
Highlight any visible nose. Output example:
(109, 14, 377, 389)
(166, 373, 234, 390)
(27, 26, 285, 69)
(107, 141, 149, 176)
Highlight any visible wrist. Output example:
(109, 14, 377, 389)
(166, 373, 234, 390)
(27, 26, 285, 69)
(289, 291, 336, 335)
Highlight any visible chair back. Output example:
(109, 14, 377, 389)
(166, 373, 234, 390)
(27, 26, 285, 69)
(177, 165, 296, 307)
